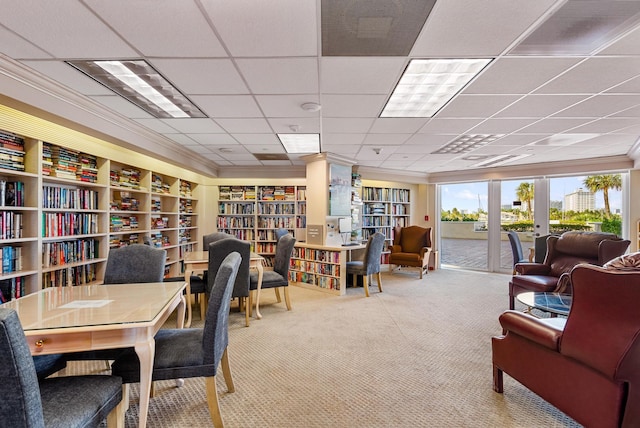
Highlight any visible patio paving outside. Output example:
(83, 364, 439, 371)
(440, 238, 514, 271)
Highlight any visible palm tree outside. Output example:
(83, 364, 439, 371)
(516, 182, 534, 220)
(583, 174, 622, 218)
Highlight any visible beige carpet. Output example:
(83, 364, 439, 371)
(87, 268, 581, 427)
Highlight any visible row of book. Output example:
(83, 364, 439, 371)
(259, 186, 296, 201)
(217, 217, 254, 228)
(218, 185, 256, 201)
(294, 248, 341, 263)
(1, 245, 22, 274)
(0, 180, 24, 207)
(257, 229, 291, 241)
(257, 217, 296, 228)
(179, 180, 193, 198)
(111, 192, 140, 211)
(148, 232, 171, 248)
(0, 276, 24, 302)
(151, 174, 172, 194)
(288, 271, 340, 290)
(258, 202, 295, 214)
(43, 186, 99, 210)
(151, 216, 170, 229)
(42, 239, 98, 267)
(110, 167, 142, 189)
(110, 215, 139, 232)
(42, 212, 99, 237)
(42, 264, 97, 288)
(42, 143, 99, 183)
(0, 131, 25, 172)
(0, 212, 23, 240)
(180, 199, 193, 213)
(109, 234, 140, 248)
(218, 202, 254, 215)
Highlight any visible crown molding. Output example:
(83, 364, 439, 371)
(355, 165, 428, 184)
(217, 165, 307, 179)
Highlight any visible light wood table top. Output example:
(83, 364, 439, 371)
(2, 282, 186, 428)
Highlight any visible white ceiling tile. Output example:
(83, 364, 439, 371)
(268, 118, 320, 133)
(322, 134, 366, 145)
(395, 144, 441, 154)
(247, 144, 286, 153)
(0, 0, 137, 58)
(467, 118, 535, 134)
(517, 118, 594, 133)
(321, 57, 405, 94)
(553, 95, 640, 118)
(598, 23, 640, 55)
(232, 134, 281, 145)
(412, 0, 557, 56)
(418, 118, 482, 134)
(568, 118, 640, 134)
(494, 95, 587, 118)
(182, 145, 215, 154)
(255, 95, 321, 118)
(201, 0, 317, 57)
(605, 75, 640, 94)
(236, 58, 319, 94)
(535, 57, 640, 94)
(215, 118, 272, 133)
(438, 95, 522, 118)
(403, 134, 455, 146)
(85, 0, 227, 57)
(150, 59, 248, 95)
(161, 118, 224, 133)
(321, 144, 362, 155)
(134, 119, 180, 133)
(191, 95, 262, 118)
(186, 134, 239, 145)
(369, 118, 427, 133)
(491, 134, 550, 146)
(0, 27, 51, 59)
(362, 134, 411, 145)
(89, 95, 153, 118)
(321, 95, 387, 118)
(162, 134, 199, 145)
(321, 118, 374, 133)
(465, 57, 581, 95)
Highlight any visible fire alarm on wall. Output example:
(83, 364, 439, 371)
(424, 215, 429, 221)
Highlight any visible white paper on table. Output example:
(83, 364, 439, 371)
(60, 300, 113, 308)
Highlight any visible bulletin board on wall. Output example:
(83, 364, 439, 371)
(329, 163, 351, 216)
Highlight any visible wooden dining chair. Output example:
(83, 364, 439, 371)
(249, 233, 296, 312)
(111, 252, 241, 428)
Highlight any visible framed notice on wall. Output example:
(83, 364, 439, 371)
(329, 163, 351, 216)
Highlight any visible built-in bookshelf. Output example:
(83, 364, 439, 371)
(0, 127, 201, 299)
(288, 243, 363, 295)
(362, 186, 411, 263)
(217, 185, 306, 260)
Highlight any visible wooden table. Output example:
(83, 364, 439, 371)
(183, 251, 264, 327)
(1, 282, 186, 428)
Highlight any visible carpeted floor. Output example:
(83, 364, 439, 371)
(86, 268, 581, 427)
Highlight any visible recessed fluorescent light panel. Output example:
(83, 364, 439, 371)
(277, 134, 320, 154)
(66, 60, 206, 119)
(472, 154, 530, 168)
(432, 134, 504, 154)
(380, 58, 492, 118)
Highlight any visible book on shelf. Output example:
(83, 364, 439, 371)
(0, 181, 24, 207)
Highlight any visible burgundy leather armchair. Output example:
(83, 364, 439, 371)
(509, 231, 629, 309)
(493, 263, 640, 428)
(388, 226, 432, 279)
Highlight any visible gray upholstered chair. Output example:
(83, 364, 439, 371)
(346, 232, 385, 297)
(249, 233, 296, 312)
(64, 244, 167, 365)
(206, 237, 251, 327)
(507, 231, 527, 274)
(111, 252, 241, 428)
(103, 243, 166, 284)
(190, 232, 235, 318)
(0, 307, 125, 428)
(274, 228, 289, 241)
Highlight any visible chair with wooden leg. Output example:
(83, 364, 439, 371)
(346, 232, 385, 297)
(112, 252, 241, 428)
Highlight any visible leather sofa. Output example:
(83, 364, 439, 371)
(509, 231, 630, 309)
(493, 263, 640, 427)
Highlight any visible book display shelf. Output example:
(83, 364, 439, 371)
(0, 127, 200, 301)
(362, 186, 410, 263)
(217, 185, 306, 263)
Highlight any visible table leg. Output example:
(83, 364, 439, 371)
(254, 262, 264, 320)
(135, 338, 155, 428)
(176, 293, 186, 329)
(184, 268, 193, 328)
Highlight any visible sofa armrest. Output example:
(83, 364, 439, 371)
(499, 310, 563, 351)
(390, 245, 402, 254)
(419, 247, 431, 257)
(515, 262, 551, 275)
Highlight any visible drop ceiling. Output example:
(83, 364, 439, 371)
(1, 0, 640, 180)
